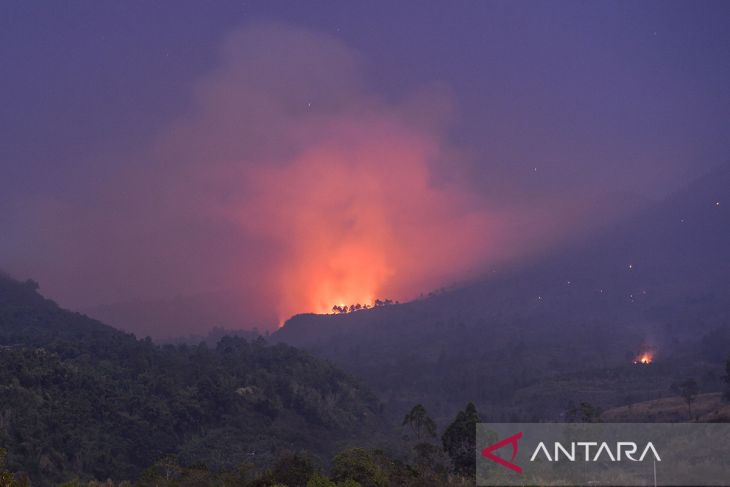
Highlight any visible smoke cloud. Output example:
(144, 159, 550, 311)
(5, 23, 582, 333)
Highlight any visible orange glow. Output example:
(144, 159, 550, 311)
(147, 24, 574, 328)
(230, 119, 503, 323)
(633, 352, 653, 364)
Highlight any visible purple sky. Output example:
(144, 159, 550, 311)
(1, 1, 729, 332)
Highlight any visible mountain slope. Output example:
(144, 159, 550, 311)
(0, 274, 385, 485)
(601, 392, 730, 422)
(274, 162, 730, 422)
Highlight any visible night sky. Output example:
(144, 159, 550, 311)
(2, 1, 729, 332)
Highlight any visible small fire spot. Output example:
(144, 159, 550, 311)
(633, 341, 656, 365)
(633, 352, 653, 365)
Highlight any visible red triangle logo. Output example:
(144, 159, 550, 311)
(481, 431, 523, 474)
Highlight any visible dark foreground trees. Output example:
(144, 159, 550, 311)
(441, 402, 481, 475)
(109, 445, 471, 487)
(0, 402, 483, 487)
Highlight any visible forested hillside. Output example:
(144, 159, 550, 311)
(0, 274, 384, 486)
(275, 163, 730, 423)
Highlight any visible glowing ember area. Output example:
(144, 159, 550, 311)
(632, 339, 656, 365)
(633, 352, 653, 365)
(233, 121, 502, 323)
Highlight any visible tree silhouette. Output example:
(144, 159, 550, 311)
(330, 448, 386, 487)
(441, 402, 480, 474)
(331, 300, 395, 314)
(402, 404, 436, 440)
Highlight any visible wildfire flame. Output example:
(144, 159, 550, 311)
(633, 352, 653, 365)
(232, 122, 504, 324)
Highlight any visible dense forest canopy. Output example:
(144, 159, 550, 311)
(0, 274, 384, 486)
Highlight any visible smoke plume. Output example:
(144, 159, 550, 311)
(6, 23, 574, 332)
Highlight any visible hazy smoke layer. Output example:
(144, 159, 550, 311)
(6, 23, 577, 331)
(151, 23, 524, 324)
